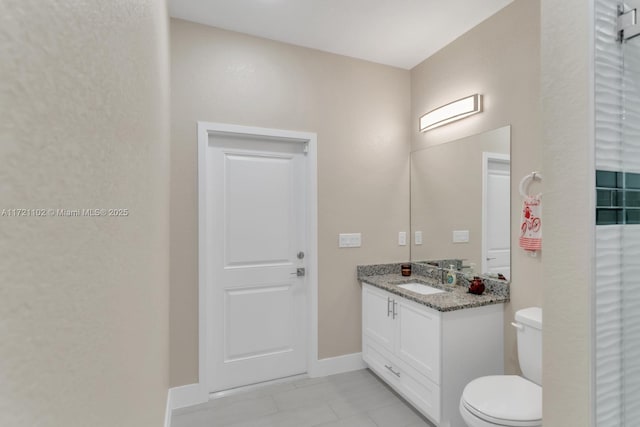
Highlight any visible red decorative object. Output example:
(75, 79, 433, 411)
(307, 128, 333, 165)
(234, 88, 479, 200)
(469, 277, 485, 295)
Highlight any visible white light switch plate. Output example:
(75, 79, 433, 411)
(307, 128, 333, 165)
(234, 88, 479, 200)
(339, 233, 361, 248)
(414, 231, 423, 245)
(452, 230, 469, 243)
(398, 231, 407, 246)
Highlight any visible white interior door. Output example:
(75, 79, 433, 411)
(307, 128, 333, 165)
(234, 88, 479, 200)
(205, 130, 308, 392)
(482, 153, 511, 279)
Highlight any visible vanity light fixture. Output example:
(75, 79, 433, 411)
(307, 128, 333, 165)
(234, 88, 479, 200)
(419, 94, 483, 132)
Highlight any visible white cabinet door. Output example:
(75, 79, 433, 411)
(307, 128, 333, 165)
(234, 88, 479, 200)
(362, 285, 395, 353)
(396, 298, 441, 385)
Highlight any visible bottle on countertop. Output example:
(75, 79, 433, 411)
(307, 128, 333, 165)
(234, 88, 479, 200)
(446, 264, 457, 286)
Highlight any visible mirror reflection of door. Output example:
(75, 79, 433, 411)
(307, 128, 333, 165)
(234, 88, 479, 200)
(482, 153, 511, 279)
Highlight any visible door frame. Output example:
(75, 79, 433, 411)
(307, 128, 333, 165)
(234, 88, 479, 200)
(197, 122, 318, 400)
(481, 152, 511, 275)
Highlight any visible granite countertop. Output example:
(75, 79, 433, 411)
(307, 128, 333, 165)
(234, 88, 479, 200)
(357, 263, 509, 312)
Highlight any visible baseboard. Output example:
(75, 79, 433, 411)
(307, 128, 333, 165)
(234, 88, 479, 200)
(309, 352, 366, 378)
(164, 388, 172, 427)
(169, 383, 206, 411)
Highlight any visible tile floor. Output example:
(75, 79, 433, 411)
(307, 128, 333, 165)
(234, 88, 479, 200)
(172, 369, 435, 427)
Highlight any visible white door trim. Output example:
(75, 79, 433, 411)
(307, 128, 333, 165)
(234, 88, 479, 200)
(481, 152, 510, 275)
(197, 122, 318, 402)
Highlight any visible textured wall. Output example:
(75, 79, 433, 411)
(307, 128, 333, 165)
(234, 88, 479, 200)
(170, 20, 411, 386)
(410, 0, 542, 375)
(541, 0, 594, 424)
(0, 1, 170, 426)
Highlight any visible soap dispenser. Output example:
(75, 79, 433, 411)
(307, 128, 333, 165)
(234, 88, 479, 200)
(446, 265, 457, 286)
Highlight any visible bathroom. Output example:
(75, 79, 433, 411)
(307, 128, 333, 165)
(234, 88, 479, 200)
(171, 0, 541, 425)
(2, 0, 632, 425)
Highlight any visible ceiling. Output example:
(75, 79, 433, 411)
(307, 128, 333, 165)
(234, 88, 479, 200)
(168, 0, 514, 70)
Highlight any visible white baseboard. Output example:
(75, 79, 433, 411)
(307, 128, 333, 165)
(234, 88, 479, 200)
(169, 383, 206, 411)
(309, 352, 366, 378)
(164, 388, 172, 427)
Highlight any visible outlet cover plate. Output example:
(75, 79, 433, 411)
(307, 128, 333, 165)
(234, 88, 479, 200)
(339, 233, 361, 248)
(452, 230, 469, 243)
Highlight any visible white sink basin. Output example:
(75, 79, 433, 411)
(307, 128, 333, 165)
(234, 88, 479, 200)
(397, 283, 446, 295)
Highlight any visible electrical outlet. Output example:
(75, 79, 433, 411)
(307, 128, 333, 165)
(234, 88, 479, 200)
(339, 233, 361, 248)
(452, 230, 470, 243)
(415, 231, 423, 245)
(398, 231, 407, 246)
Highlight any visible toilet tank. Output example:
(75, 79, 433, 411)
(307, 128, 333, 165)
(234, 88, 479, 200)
(515, 307, 543, 385)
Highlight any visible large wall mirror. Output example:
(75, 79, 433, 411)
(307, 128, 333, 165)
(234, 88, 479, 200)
(410, 125, 511, 280)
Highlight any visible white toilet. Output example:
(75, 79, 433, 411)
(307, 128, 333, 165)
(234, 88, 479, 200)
(459, 307, 542, 427)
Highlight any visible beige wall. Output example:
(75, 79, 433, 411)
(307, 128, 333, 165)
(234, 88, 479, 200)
(541, 0, 593, 424)
(410, 0, 542, 375)
(0, 1, 170, 426)
(170, 19, 411, 386)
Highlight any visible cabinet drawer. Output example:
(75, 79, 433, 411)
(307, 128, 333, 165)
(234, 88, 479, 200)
(396, 360, 441, 424)
(363, 340, 400, 386)
(364, 340, 440, 424)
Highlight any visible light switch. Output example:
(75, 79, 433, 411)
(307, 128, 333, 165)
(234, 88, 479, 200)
(415, 231, 423, 245)
(398, 231, 407, 246)
(339, 233, 361, 248)
(453, 230, 470, 243)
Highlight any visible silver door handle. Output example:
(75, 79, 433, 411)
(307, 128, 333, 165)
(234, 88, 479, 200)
(387, 297, 392, 317)
(392, 300, 398, 319)
(486, 257, 496, 261)
(384, 364, 401, 377)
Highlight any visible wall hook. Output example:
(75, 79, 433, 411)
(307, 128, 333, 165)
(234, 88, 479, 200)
(519, 171, 542, 198)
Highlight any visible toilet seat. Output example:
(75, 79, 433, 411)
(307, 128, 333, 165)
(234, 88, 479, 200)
(460, 375, 542, 427)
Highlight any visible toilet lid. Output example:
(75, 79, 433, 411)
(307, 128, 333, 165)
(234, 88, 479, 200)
(461, 376, 542, 427)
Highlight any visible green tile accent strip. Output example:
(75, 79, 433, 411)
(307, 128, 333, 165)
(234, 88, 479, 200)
(597, 208, 623, 225)
(596, 170, 623, 188)
(627, 173, 640, 189)
(596, 170, 640, 224)
(597, 189, 624, 207)
(626, 190, 640, 207)
(627, 210, 640, 224)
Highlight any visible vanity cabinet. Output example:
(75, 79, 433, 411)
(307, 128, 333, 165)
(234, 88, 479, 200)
(362, 283, 503, 427)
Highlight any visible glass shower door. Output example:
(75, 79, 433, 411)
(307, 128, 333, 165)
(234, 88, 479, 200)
(621, 3, 640, 424)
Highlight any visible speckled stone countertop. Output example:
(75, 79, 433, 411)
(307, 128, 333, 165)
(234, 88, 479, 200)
(357, 263, 509, 312)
